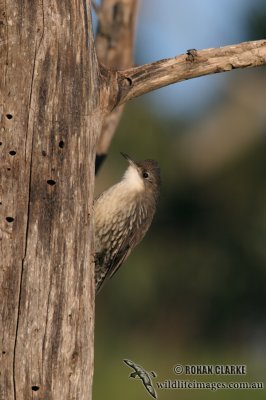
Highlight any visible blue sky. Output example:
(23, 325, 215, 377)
(134, 0, 254, 116)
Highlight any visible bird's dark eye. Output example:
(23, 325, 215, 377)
(143, 171, 149, 179)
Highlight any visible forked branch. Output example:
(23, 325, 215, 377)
(114, 39, 266, 106)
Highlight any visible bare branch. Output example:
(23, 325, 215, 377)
(114, 40, 266, 106)
(95, 0, 138, 172)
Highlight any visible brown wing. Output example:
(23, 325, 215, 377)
(95, 231, 136, 294)
(95, 201, 154, 295)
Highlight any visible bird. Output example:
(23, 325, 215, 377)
(94, 152, 161, 294)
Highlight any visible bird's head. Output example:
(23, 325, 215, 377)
(121, 152, 161, 201)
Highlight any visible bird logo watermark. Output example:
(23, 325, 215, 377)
(123, 359, 158, 399)
(123, 359, 264, 398)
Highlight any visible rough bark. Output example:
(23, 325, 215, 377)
(0, 1, 106, 399)
(95, 0, 138, 173)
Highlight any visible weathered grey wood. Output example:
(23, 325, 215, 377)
(114, 39, 266, 105)
(0, 1, 106, 399)
(95, 0, 138, 172)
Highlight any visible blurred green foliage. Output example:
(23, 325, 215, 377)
(94, 4, 266, 400)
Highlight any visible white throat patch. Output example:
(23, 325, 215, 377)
(123, 165, 144, 192)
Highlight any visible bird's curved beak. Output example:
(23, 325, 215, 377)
(120, 152, 137, 167)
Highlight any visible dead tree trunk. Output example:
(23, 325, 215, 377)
(0, 1, 106, 399)
(1, 1, 266, 399)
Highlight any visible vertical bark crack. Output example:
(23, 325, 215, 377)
(82, 0, 89, 49)
(12, 42, 38, 400)
(4, 0, 9, 85)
